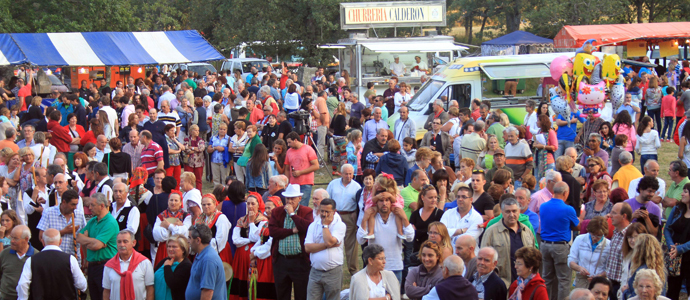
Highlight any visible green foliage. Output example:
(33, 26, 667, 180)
(523, 0, 626, 38)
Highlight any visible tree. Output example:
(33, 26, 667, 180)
(524, 0, 625, 38)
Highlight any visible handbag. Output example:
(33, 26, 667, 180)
(238, 155, 249, 167)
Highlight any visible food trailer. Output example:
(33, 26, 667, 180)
(321, 1, 466, 102)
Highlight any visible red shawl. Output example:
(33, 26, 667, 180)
(104, 251, 148, 300)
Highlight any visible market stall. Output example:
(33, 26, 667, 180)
(481, 30, 554, 56)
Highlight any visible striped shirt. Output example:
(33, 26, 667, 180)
(141, 141, 164, 175)
(460, 133, 486, 163)
(504, 141, 533, 178)
(158, 111, 181, 128)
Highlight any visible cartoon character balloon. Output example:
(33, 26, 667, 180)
(577, 79, 606, 118)
(550, 74, 574, 122)
(550, 55, 573, 81)
(601, 54, 622, 85)
(610, 75, 625, 112)
(573, 53, 599, 78)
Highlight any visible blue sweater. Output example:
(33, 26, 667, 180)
(375, 152, 407, 186)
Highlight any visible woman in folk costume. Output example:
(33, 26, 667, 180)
(152, 190, 192, 266)
(248, 196, 281, 300)
(196, 194, 233, 266)
(229, 192, 266, 300)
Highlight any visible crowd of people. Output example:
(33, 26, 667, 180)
(0, 59, 685, 300)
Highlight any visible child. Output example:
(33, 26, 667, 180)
(346, 130, 363, 179)
(211, 103, 227, 137)
(8, 107, 19, 128)
(661, 86, 677, 142)
(0, 108, 10, 125)
(635, 116, 661, 175)
(401, 137, 417, 169)
(361, 174, 405, 239)
(610, 134, 628, 175)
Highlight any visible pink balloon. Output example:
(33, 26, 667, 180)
(550, 56, 573, 81)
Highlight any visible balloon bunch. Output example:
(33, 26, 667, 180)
(548, 40, 623, 121)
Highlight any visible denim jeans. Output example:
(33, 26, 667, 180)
(555, 140, 574, 159)
(300, 184, 313, 207)
(392, 270, 402, 285)
(640, 154, 658, 175)
(662, 116, 675, 140)
(647, 108, 662, 132)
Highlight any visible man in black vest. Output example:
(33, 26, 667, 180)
(110, 183, 140, 236)
(90, 163, 113, 204)
(16, 228, 87, 300)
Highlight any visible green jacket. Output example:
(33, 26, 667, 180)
(485, 213, 539, 249)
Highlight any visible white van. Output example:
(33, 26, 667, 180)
(220, 58, 275, 83)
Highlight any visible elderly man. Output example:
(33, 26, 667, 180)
(469, 247, 508, 300)
(361, 128, 389, 171)
(305, 199, 346, 300)
(570, 288, 596, 300)
(16, 125, 35, 149)
(383, 77, 400, 114)
(664, 160, 690, 219)
(455, 235, 477, 278)
(186, 224, 227, 300)
(77, 193, 119, 300)
(440, 185, 484, 245)
(401, 170, 428, 218)
(422, 255, 478, 300)
(421, 118, 453, 163)
(460, 121, 487, 163)
(625, 176, 662, 236)
(516, 187, 540, 232)
(504, 125, 533, 185)
(627, 160, 665, 201)
(158, 100, 182, 136)
(394, 106, 416, 144)
(122, 129, 144, 169)
(612, 151, 643, 193)
(102, 230, 154, 300)
(0, 226, 38, 300)
(362, 107, 389, 143)
(424, 99, 450, 131)
(111, 182, 140, 235)
(483, 149, 513, 190)
(325, 164, 361, 275)
(158, 86, 176, 109)
(0, 127, 18, 152)
(36, 188, 86, 258)
(357, 191, 414, 283)
(269, 184, 314, 300)
(310, 189, 329, 220)
(576, 109, 605, 148)
(16, 229, 87, 300)
(481, 198, 536, 287)
(540, 182, 580, 300)
(603, 202, 633, 300)
(94, 135, 110, 162)
(556, 156, 583, 217)
(263, 175, 289, 205)
(529, 170, 562, 232)
(579, 133, 609, 173)
(139, 130, 165, 178)
(565, 147, 587, 181)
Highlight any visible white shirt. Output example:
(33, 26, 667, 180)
(158, 92, 177, 110)
(326, 178, 362, 212)
(393, 92, 412, 113)
(249, 220, 272, 260)
(232, 220, 263, 248)
(95, 177, 113, 204)
(102, 254, 154, 300)
(111, 200, 141, 234)
(422, 287, 441, 300)
(158, 111, 181, 128)
(305, 213, 346, 271)
(567, 233, 610, 279)
(524, 112, 539, 136)
(413, 61, 429, 71)
(183, 189, 202, 211)
(16, 245, 87, 300)
(152, 214, 192, 242)
(204, 213, 231, 253)
(440, 207, 484, 246)
(99, 106, 119, 135)
(356, 213, 414, 271)
(390, 61, 406, 76)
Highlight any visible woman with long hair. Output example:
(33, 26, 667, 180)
(73, 152, 89, 182)
(119, 113, 141, 144)
(409, 185, 444, 257)
(18, 147, 36, 194)
(426, 222, 453, 261)
(624, 233, 666, 299)
(613, 110, 637, 153)
(356, 169, 376, 229)
(103, 138, 132, 180)
(346, 130, 363, 180)
(431, 169, 451, 209)
(269, 139, 287, 176)
(220, 180, 247, 255)
(229, 194, 267, 300)
(0, 210, 21, 251)
(477, 135, 499, 170)
(246, 144, 271, 195)
(533, 114, 558, 182)
(599, 121, 615, 158)
(99, 110, 116, 140)
(330, 102, 349, 175)
(635, 116, 661, 175)
(80, 118, 103, 147)
(0, 152, 22, 209)
(645, 76, 663, 131)
(663, 182, 690, 299)
(620, 223, 648, 296)
(183, 124, 205, 190)
(64, 113, 85, 169)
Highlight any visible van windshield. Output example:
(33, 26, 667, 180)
(408, 80, 444, 111)
(242, 61, 271, 73)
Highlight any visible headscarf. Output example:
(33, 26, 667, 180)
(266, 196, 283, 208)
(247, 191, 265, 213)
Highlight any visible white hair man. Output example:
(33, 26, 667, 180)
(110, 182, 141, 235)
(611, 151, 643, 194)
(422, 255, 477, 299)
(627, 159, 665, 202)
(0, 226, 37, 300)
(326, 164, 362, 275)
(362, 107, 389, 143)
(468, 247, 508, 300)
(16, 228, 87, 300)
(529, 170, 562, 234)
(262, 175, 289, 204)
(311, 188, 330, 220)
(504, 125, 534, 185)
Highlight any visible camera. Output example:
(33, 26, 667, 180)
(288, 111, 311, 135)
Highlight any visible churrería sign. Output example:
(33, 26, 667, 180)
(340, 1, 446, 29)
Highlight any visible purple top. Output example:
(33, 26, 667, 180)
(580, 149, 609, 170)
(624, 197, 662, 224)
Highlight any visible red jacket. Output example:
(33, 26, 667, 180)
(268, 204, 314, 262)
(64, 124, 86, 142)
(80, 131, 96, 147)
(509, 273, 548, 300)
(48, 120, 72, 152)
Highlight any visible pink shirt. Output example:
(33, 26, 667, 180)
(364, 194, 404, 211)
(529, 188, 552, 233)
(661, 95, 677, 118)
(613, 123, 637, 152)
(285, 144, 317, 185)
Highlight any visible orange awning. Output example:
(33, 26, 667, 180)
(554, 22, 690, 48)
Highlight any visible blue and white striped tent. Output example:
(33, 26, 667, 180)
(0, 30, 224, 66)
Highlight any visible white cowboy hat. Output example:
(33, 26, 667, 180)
(282, 184, 303, 198)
